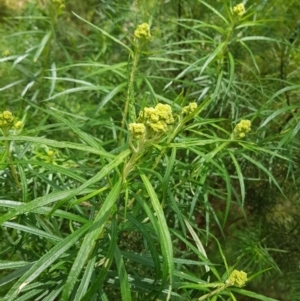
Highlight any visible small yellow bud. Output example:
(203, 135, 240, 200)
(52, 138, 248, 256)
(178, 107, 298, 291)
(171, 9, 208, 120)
(3, 111, 14, 122)
(233, 3, 245, 17)
(183, 102, 198, 115)
(141, 107, 159, 123)
(149, 120, 167, 132)
(13, 121, 23, 130)
(226, 270, 247, 287)
(233, 119, 251, 138)
(134, 23, 151, 40)
(3, 49, 10, 56)
(136, 103, 175, 136)
(129, 123, 146, 139)
(47, 150, 55, 157)
(0, 110, 15, 130)
(155, 103, 174, 124)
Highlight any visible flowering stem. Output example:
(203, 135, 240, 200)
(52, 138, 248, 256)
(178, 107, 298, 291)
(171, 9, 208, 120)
(119, 47, 139, 146)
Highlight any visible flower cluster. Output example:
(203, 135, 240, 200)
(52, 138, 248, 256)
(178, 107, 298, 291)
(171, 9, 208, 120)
(134, 23, 151, 41)
(226, 270, 248, 287)
(138, 103, 174, 133)
(182, 102, 198, 115)
(129, 103, 175, 140)
(0, 111, 22, 132)
(233, 119, 251, 138)
(233, 3, 246, 17)
(129, 123, 146, 139)
(53, 0, 65, 10)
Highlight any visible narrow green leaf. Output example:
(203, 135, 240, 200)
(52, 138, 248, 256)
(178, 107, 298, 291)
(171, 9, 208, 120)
(4, 223, 91, 301)
(81, 216, 118, 301)
(73, 12, 133, 55)
(2, 222, 62, 242)
(27, 101, 104, 150)
(230, 288, 280, 301)
(114, 244, 132, 301)
(61, 179, 123, 301)
(0, 136, 114, 158)
(73, 255, 97, 301)
(33, 31, 52, 62)
(0, 189, 79, 225)
(0, 261, 30, 270)
(140, 173, 174, 301)
(228, 151, 245, 206)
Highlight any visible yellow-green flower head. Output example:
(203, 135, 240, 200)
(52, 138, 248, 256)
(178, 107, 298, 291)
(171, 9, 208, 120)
(13, 121, 23, 130)
(47, 150, 55, 157)
(183, 102, 198, 115)
(0, 110, 15, 129)
(52, 0, 65, 14)
(155, 103, 174, 124)
(142, 107, 160, 123)
(134, 23, 151, 40)
(137, 103, 174, 134)
(149, 120, 167, 132)
(129, 122, 146, 139)
(226, 270, 247, 287)
(3, 111, 14, 122)
(233, 3, 246, 17)
(3, 49, 10, 56)
(233, 119, 251, 138)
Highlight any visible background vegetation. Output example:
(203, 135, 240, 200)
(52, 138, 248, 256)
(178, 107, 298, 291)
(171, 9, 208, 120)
(1, 0, 300, 300)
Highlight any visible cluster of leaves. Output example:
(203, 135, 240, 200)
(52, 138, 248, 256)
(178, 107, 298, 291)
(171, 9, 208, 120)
(1, 0, 300, 300)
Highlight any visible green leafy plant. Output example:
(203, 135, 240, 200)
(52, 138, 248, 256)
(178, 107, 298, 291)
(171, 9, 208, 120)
(1, 1, 300, 300)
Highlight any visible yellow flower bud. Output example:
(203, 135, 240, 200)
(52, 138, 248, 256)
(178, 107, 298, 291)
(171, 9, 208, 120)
(134, 23, 151, 40)
(0, 110, 15, 130)
(129, 123, 146, 139)
(13, 121, 23, 130)
(233, 119, 251, 138)
(3, 111, 14, 122)
(233, 3, 246, 17)
(149, 120, 167, 132)
(155, 103, 174, 124)
(3, 49, 10, 56)
(226, 270, 247, 287)
(183, 102, 198, 115)
(48, 150, 55, 157)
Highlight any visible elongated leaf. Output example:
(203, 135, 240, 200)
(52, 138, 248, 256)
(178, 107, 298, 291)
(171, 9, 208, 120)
(114, 244, 132, 301)
(228, 151, 245, 206)
(0, 189, 79, 225)
(0, 200, 88, 224)
(230, 288, 280, 301)
(50, 149, 130, 213)
(81, 216, 118, 301)
(73, 12, 133, 54)
(33, 31, 52, 62)
(2, 222, 62, 242)
(60, 179, 123, 301)
(27, 101, 104, 150)
(0, 136, 113, 158)
(4, 223, 92, 301)
(140, 173, 174, 301)
(72, 254, 97, 301)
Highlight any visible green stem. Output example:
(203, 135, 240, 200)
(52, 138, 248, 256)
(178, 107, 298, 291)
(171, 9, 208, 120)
(196, 283, 230, 301)
(119, 47, 140, 145)
(4, 139, 22, 190)
(216, 18, 236, 76)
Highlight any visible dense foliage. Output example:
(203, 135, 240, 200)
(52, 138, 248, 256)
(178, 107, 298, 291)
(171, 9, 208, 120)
(1, 0, 300, 300)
